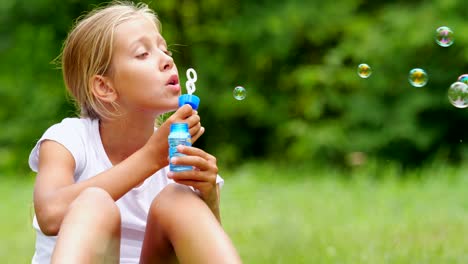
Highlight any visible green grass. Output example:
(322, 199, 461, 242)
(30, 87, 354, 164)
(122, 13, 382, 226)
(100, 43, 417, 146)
(2, 163, 468, 263)
(221, 162, 468, 263)
(0, 177, 35, 263)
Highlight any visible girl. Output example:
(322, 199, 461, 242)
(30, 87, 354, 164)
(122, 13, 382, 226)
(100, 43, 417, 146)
(29, 1, 242, 263)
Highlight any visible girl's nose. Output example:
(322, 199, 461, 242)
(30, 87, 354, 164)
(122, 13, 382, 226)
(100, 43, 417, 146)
(160, 53, 174, 71)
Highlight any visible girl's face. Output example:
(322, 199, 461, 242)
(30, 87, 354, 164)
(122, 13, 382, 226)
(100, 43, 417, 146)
(109, 16, 180, 116)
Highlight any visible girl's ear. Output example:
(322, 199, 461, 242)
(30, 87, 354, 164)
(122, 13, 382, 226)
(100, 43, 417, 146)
(91, 75, 117, 103)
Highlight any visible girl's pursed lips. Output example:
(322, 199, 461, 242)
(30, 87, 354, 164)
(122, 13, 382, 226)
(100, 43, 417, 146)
(166, 74, 179, 86)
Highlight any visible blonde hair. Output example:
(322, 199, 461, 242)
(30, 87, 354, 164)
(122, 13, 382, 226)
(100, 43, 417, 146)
(60, 1, 161, 119)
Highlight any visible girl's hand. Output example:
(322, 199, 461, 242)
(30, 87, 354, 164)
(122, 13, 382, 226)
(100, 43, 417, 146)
(146, 104, 204, 169)
(164, 104, 204, 143)
(167, 145, 219, 210)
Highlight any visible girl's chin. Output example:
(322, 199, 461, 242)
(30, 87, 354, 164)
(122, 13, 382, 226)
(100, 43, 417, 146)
(169, 99, 181, 111)
(151, 101, 179, 116)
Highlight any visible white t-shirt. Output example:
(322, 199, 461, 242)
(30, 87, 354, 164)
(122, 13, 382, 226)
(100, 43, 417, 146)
(28, 117, 224, 264)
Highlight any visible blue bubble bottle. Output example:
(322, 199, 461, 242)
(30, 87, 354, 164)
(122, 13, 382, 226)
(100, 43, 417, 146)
(168, 123, 192, 172)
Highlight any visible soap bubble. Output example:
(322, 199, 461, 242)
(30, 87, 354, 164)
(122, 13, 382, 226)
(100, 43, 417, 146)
(457, 74, 468, 85)
(233, 86, 246, 100)
(448, 82, 468, 108)
(408, 68, 428, 87)
(435, 26, 454, 47)
(357, 63, 372, 78)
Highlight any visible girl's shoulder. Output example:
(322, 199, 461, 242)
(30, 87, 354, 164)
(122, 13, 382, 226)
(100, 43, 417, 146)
(44, 117, 98, 138)
(29, 117, 100, 174)
(54, 117, 96, 130)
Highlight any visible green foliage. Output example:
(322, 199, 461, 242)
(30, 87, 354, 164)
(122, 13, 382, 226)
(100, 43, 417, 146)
(0, 0, 101, 176)
(1, 0, 467, 176)
(159, 0, 468, 168)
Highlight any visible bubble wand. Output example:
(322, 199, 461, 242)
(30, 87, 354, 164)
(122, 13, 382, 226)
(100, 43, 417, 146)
(178, 68, 200, 110)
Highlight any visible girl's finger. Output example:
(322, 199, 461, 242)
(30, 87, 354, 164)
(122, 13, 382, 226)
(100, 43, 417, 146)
(174, 104, 193, 119)
(188, 122, 201, 136)
(186, 114, 201, 129)
(171, 155, 210, 171)
(172, 180, 214, 193)
(168, 169, 216, 184)
(176, 145, 214, 162)
(191, 127, 205, 142)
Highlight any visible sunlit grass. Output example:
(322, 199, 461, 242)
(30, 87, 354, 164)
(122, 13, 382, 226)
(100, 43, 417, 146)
(221, 162, 468, 263)
(2, 162, 468, 263)
(0, 176, 35, 263)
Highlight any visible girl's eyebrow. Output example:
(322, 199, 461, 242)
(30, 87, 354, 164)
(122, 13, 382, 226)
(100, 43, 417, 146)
(129, 36, 150, 49)
(156, 34, 168, 48)
(128, 35, 168, 50)
(126, 39, 145, 55)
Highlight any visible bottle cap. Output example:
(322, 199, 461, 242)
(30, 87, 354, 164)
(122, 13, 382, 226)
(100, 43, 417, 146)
(170, 122, 189, 132)
(178, 94, 200, 110)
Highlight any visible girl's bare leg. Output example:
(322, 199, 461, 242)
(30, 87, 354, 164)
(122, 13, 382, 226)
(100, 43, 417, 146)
(51, 187, 121, 264)
(140, 184, 242, 264)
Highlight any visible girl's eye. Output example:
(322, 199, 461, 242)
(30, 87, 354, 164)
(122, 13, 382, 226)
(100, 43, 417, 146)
(163, 50, 173, 57)
(136, 52, 149, 59)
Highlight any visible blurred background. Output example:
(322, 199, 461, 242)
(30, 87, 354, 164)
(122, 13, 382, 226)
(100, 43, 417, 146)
(1, 0, 468, 175)
(1, 0, 468, 262)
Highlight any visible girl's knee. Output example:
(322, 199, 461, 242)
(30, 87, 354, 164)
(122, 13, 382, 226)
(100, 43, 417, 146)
(160, 183, 197, 198)
(148, 184, 202, 222)
(151, 184, 199, 207)
(69, 187, 120, 222)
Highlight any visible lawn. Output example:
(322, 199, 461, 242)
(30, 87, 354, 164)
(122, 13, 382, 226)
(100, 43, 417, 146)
(221, 162, 468, 263)
(2, 162, 468, 263)
(0, 176, 35, 263)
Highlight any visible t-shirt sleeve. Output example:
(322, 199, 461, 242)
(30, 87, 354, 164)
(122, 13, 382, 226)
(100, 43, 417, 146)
(28, 118, 86, 175)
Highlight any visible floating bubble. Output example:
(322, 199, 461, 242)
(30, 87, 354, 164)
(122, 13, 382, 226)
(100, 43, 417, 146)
(408, 68, 428, 87)
(233, 86, 246, 100)
(448, 82, 468, 108)
(457, 74, 468, 85)
(435, 26, 454, 47)
(357, 63, 372, 78)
